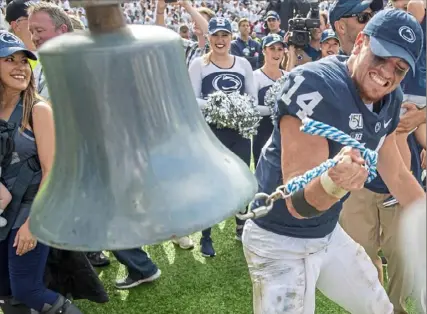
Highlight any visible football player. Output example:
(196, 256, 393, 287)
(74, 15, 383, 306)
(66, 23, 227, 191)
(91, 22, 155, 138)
(242, 9, 425, 314)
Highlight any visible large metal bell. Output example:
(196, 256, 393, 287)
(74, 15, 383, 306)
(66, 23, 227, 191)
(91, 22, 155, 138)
(29, 9, 257, 251)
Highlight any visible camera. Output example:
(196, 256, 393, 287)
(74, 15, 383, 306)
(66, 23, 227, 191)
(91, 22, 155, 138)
(288, 0, 320, 48)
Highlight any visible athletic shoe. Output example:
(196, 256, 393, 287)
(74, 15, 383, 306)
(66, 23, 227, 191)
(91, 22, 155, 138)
(115, 269, 161, 289)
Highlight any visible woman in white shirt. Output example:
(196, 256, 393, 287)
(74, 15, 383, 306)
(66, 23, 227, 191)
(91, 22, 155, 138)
(252, 34, 286, 166)
(189, 17, 257, 257)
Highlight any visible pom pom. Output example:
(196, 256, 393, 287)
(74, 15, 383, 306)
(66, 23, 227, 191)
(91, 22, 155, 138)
(264, 73, 288, 120)
(202, 91, 261, 139)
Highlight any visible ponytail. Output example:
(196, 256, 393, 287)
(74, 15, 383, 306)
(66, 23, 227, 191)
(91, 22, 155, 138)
(202, 51, 212, 65)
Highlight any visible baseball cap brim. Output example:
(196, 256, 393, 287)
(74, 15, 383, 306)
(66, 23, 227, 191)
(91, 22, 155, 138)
(370, 36, 416, 75)
(321, 36, 339, 43)
(264, 39, 285, 47)
(209, 28, 232, 35)
(346, 1, 372, 16)
(0, 47, 37, 60)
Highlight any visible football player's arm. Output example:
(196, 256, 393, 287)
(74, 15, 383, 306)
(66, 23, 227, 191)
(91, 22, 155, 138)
(415, 123, 426, 149)
(377, 131, 425, 208)
(278, 71, 368, 218)
(188, 58, 207, 109)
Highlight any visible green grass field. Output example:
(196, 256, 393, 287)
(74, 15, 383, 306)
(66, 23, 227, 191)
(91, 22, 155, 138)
(0, 222, 417, 314)
(71, 219, 416, 314)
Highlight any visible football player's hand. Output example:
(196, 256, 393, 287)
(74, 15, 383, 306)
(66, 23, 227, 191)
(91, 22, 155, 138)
(397, 103, 425, 133)
(328, 147, 368, 191)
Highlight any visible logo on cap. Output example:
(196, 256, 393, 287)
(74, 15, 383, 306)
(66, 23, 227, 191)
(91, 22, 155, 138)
(398, 26, 416, 43)
(0, 33, 20, 45)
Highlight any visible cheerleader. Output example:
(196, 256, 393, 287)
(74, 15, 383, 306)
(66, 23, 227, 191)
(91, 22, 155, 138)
(189, 17, 257, 257)
(253, 34, 286, 166)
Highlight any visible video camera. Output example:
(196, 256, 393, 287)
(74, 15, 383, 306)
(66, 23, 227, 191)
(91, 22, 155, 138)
(288, 0, 321, 48)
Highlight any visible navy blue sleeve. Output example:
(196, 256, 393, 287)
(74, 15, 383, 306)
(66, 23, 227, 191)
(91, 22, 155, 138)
(387, 87, 403, 135)
(276, 69, 339, 126)
(230, 41, 243, 57)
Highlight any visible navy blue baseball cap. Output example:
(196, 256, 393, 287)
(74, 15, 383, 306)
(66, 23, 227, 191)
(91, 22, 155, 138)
(262, 34, 285, 48)
(0, 31, 36, 60)
(208, 17, 232, 35)
(320, 29, 339, 43)
(363, 9, 423, 74)
(266, 11, 280, 20)
(329, 0, 383, 31)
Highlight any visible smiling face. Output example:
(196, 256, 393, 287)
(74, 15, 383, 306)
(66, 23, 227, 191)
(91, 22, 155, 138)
(28, 11, 68, 49)
(350, 34, 410, 104)
(321, 38, 340, 58)
(0, 51, 32, 92)
(264, 42, 285, 66)
(209, 31, 232, 56)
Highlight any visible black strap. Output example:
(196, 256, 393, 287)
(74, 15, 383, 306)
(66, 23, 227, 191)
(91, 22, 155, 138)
(291, 188, 323, 218)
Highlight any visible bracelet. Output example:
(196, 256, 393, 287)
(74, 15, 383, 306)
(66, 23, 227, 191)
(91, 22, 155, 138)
(320, 171, 348, 199)
(291, 188, 323, 218)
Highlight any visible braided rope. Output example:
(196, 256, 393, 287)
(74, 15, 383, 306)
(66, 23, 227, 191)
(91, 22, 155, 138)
(284, 117, 378, 194)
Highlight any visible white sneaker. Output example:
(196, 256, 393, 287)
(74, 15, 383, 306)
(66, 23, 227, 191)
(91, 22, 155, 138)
(171, 236, 194, 250)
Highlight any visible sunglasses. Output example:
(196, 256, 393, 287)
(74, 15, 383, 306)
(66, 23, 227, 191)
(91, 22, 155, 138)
(342, 12, 373, 24)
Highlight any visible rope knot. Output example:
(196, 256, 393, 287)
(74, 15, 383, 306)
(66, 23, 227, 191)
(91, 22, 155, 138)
(284, 118, 379, 194)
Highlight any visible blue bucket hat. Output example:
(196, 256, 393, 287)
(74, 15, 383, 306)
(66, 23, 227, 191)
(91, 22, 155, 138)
(262, 34, 285, 48)
(208, 17, 232, 35)
(363, 9, 423, 74)
(320, 29, 339, 43)
(329, 0, 383, 31)
(0, 31, 37, 60)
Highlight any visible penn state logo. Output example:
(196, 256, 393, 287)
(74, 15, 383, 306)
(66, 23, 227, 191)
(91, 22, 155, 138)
(212, 74, 243, 93)
(398, 26, 416, 43)
(0, 33, 20, 45)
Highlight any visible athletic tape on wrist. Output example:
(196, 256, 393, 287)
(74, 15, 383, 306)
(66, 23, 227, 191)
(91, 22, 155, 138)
(320, 170, 348, 199)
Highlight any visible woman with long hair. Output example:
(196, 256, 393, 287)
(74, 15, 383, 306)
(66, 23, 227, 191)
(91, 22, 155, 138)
(189, 17, 257, 257)
(0, 31, 82, 313)
(253, 34, 286, 167)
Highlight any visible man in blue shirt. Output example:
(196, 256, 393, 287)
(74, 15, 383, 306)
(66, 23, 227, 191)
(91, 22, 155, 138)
(242, 9, 424, 314)
(264, 11, 286, 37)
(329, 0, 383, 55)
(230, 18, 262, 70)
(340, 2, 426, 313)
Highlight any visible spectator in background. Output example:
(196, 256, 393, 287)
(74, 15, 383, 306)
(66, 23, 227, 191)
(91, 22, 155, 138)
(320, 29, 340, 58)
(252, 34, 286, 166)
(251, 31, 261, 44)
(264, 11, 285, 37)
(69, 14, 84, 30)
(230, 18, 262, 70)
(329, 0, 383, 55)
(5, 0, 36, 53)
(179, 23, 190, 40)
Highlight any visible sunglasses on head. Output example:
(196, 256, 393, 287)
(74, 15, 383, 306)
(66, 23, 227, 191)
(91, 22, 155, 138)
(342, 12, 373, 24)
